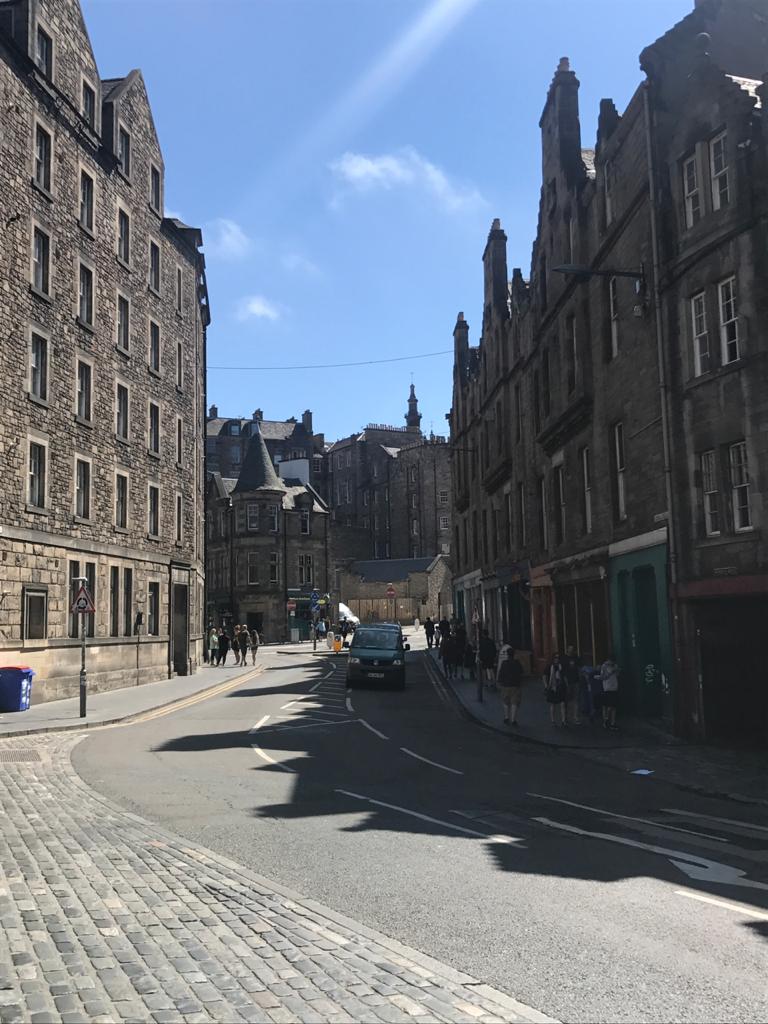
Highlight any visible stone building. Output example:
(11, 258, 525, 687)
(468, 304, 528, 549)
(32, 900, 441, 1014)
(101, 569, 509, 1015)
(336, 556, 452, 625)
(449, 0, 768, 741)
(0, 0, 208, 701)
(206, 426, 329, 642)
(328, 385, 452, 561)
(206, 407, 328, 502)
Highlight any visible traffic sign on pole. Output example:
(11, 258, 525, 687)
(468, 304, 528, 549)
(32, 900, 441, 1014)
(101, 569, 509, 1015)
(386, 583, 396, 599)
(71, 585, 95, 615)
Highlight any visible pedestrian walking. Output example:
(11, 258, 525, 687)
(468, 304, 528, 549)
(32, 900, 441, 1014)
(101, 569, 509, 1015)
(600, 657, 620, 730)
(479, 630, 497, 685)
(218, 628, 231, 666)
(497, 643, 524, 726)
(546, 653, 567, 725)
(463, 640, 477, 680)
(424, 617, 435, 649)
(208, 627, 219, 666)
(440, 632, 456, 679)
(238, 625, 250, 666)
(250, 628, 260, 665)
(438, 616, 451, 647)
(562, 644, 582, 725)
(232, 625, 242, 666)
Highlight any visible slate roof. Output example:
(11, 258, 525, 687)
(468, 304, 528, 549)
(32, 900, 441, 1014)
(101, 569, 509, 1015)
(206, 417, 302, 441)
(349, 558, 435, 582)
(233, 428, 285, 494)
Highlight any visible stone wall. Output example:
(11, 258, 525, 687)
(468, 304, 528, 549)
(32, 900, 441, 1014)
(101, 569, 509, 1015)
(0, 0, 207, 701)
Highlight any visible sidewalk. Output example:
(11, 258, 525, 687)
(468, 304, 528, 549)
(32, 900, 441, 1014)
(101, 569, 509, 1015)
(0, 659, 265, 739)
(428, 650, 768, 807)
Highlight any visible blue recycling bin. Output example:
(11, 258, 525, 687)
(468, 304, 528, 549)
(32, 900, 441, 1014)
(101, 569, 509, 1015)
(0, 667, 35, 712)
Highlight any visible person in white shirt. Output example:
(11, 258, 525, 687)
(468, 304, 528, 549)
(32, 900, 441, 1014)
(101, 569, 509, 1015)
(600, 657, 620, 730)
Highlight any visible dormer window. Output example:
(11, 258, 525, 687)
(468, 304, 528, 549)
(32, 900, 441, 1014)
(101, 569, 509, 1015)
(118, 126, 131, 177)
(229, 423, 241, 437)
(35, 26, 52, 78)
(82, 82, 96, 129)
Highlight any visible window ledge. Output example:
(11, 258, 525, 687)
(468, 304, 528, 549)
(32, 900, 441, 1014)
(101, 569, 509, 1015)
(148, 285, 161, 299)
(116, 255, 131, 272)
(114, 525, 129, 535)
(25, 503, 50, 516)
(31, 178, 53, 202)
(175, 310, 184, 320)
(73, 515, 93, 526)
(74, 414, 93, 428)
(147, 533, 160, 542)
(117, 168, 132, 185)
(27, 392, 49, 409)
(114, 344, 130, 359)
(175, 461, 183, 470)
(148, 203, 162, 219)
(685, 357, 747, 392)
(78, 220, 95, 240)
(147, 449, 161, 460)
(174, 541, 184, 549)
(76, 316, 95, 334)
(148, 366, 161, 378)
(175, 384, 184, 394)
(29, 284, 53, 304)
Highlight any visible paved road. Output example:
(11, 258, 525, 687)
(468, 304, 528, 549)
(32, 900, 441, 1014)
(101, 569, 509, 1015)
(75, 641, 768, 1023)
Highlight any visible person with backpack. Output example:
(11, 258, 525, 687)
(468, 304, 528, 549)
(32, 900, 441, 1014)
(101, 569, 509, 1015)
(546, 653, 568, 726)
(497, 643, 524, 726)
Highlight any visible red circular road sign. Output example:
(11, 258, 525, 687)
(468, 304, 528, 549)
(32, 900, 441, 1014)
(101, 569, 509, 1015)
(386, 584, 396, 598)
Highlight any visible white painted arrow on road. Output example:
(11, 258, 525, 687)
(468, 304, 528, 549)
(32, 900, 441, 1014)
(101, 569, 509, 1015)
(534, 817, 768, 892)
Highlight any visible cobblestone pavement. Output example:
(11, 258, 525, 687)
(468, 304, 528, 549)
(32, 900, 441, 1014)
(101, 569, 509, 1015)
(0, 733, 554, 1024)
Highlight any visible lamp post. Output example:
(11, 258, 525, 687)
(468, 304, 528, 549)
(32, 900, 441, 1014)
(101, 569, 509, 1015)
(71, 575, 89, 718)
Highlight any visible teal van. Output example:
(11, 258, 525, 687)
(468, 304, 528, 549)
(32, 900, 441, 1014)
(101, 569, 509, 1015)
(347, 626, 410, 690)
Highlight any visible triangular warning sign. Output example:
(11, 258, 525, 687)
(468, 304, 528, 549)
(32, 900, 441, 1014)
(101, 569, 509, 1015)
(71, 584, 95, 615)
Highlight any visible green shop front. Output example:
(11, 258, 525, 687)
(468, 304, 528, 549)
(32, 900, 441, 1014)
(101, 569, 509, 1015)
(608, 528, 673, 724)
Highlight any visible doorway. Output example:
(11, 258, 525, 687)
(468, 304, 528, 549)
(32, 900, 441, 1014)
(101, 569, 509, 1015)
(172, 584, 189, 676)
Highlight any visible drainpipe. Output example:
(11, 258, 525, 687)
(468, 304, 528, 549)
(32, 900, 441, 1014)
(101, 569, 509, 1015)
(642, 81, 684, 727)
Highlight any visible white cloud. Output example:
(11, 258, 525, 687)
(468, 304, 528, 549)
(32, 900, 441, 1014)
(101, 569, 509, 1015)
(236, 295, 281, 322)
(329, 147, 485, 212)
(205, 218, 252, 261)
(281, 252, 321, 277)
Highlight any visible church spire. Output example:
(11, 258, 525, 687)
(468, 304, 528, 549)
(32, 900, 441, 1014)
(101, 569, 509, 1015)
(405, 383, 422, 433)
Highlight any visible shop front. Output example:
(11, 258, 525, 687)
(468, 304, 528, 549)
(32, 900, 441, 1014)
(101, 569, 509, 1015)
(608, 529, 673, 723)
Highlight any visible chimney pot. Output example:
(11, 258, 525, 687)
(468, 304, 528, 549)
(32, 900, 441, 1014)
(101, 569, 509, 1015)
(209, 404, 219, 418)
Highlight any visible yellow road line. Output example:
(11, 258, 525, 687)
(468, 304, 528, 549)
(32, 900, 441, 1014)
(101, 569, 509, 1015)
(124, 666, 265, 725)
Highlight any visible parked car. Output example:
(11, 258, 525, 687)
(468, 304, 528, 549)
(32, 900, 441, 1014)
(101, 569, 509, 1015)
(346, 626, 410, 690)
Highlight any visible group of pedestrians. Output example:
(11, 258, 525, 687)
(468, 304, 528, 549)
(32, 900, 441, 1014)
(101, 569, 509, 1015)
(206, 624, 260, 667)
(427, 616, 621, 731)
(545, 647, 620, 729)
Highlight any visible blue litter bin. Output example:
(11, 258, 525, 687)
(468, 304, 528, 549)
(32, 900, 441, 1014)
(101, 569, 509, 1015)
(0, 667, 35, 712)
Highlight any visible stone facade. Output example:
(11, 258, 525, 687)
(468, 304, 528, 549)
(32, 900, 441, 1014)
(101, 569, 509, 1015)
(449, 0, 768, 741)
(0, 0, 208, 701)
(328, 385, 452, 561)
(206, 407, 328, 501)
(337, 555, 452, 624)
(206, 427, 329, 643)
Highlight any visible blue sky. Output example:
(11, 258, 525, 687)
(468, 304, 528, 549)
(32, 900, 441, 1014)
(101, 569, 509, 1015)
(83, 0, 691, 441)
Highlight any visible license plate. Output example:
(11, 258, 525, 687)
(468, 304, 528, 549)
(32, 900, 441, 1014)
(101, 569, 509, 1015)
(367, 672, 385, 679)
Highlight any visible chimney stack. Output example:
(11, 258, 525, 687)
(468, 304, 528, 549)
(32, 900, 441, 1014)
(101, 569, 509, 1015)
(252, 408, 263, 422)
(302, 410, 313, 433)
(208, 403, 218, 418)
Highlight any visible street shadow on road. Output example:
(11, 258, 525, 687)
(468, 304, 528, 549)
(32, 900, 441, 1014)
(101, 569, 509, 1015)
(153, 652, 768, 939)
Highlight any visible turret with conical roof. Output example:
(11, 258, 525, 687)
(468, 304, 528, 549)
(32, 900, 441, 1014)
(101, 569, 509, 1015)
(233, 421, 285, 493)
(405, 383, 422, 434)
